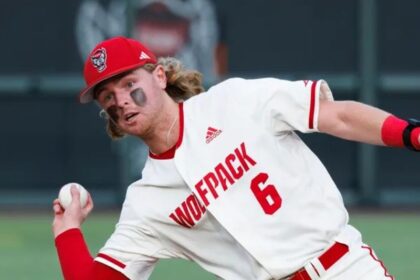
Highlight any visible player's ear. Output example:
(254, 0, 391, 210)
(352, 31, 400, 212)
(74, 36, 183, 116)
(153, 65, 167, 89)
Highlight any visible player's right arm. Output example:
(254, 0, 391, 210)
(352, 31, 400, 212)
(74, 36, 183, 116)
(54, 229, 129, 280)
(53, 186, 159, 280)
(53, 187, 129, 280)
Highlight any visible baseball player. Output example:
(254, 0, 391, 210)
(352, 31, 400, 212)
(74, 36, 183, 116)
(52, 36, 419, 280)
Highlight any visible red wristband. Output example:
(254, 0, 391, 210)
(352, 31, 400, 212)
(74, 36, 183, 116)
(381, 115, 420, 150)
(410, 127, 420, 150)
(381, 116, 406, 147)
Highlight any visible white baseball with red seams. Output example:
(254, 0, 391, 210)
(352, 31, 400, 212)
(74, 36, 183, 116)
(58, 182, 88, 209)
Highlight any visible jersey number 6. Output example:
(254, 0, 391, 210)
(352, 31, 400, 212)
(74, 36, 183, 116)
(250, 172, 282, 215)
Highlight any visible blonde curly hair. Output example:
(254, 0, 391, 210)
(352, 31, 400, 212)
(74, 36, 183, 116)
(104, 57, 205, 139)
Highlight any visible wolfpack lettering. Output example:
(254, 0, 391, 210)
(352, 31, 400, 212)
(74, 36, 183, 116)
(169, 194, 206, 228)
(169, 142, 257, 228)
(196, 142, 256, 207)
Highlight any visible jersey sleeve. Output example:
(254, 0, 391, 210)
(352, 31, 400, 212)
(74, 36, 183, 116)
(95, 197, 162, 279)
(217, 78, 334, 133)
(269, 79, 334, 133)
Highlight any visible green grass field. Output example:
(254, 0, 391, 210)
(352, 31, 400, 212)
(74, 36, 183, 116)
(0, 211, 418, 279)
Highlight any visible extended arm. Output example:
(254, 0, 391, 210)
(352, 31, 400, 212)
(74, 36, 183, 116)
(318, 99, 420, 150)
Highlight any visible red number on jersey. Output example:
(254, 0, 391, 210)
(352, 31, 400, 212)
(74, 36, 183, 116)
(250, 172, 282, 215)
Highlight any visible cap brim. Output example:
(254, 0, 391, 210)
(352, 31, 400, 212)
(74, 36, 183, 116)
(78, 61, 152, 104)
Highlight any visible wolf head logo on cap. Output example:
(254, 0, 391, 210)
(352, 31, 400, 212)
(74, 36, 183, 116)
(91, 47, 107, 72)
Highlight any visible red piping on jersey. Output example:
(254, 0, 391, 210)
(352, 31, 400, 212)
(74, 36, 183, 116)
(361, 245, 394, 279)
(176, 102, 185, 149)
(149, 145, 176, 159)
(308, 80, 318, 129)
(97, 253, 126, 269)
(149, 102, 184, 160)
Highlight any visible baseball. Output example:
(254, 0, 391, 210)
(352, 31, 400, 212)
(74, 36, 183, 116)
(58, 182, 88, 209)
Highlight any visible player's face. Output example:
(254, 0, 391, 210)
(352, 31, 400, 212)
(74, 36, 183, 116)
(95, 66, 167, 137)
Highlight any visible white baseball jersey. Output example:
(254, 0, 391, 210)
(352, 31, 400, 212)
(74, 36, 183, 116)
(95, 78, 361, 279)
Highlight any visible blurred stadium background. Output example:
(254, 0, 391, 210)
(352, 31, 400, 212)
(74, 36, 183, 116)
(0, 0, 419, 279)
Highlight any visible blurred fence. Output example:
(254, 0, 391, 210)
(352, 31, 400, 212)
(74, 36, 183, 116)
(0, 0, 419, 207)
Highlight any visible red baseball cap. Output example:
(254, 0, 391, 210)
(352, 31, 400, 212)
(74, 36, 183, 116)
(79, 36, 157, 104)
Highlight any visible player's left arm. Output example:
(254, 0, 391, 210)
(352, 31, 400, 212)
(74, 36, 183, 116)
(318, 99, 420, 150)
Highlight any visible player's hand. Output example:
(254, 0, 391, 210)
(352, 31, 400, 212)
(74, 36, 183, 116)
(52, 185, 94, 238)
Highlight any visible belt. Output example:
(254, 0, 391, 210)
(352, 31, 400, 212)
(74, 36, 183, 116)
(290, 242, 349, 280)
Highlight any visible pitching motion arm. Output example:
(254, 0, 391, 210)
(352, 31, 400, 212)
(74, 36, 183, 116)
(55, 228, 128, 280)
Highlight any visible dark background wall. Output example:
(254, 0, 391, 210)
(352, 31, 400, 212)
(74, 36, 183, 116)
(0, 0, 419, 205)
(2, 1, 419, 76)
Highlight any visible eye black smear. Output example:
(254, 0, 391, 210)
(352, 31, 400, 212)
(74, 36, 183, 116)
(130, 88, 147, 107)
